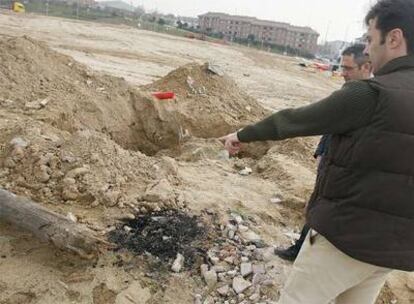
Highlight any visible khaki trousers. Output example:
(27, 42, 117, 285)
(278, 231, 392, 304)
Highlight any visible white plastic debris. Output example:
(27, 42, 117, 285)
(238, 167, 252, 176)
(66, 212, 77, 223)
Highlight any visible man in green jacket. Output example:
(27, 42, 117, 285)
(220, 0, 414, 303)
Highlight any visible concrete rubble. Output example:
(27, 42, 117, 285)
(194, 213, 284, 304)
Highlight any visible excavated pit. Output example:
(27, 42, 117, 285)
(0, 36, 269, 157)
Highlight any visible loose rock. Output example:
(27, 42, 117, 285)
(217, 285, 230, 296)
(200, 264, 209, 276)
(239, 230, 261, 243)
(194, 294, 202, 304)
(252, 264, 266, 275)
(232, 276, 252, 294)
(203, 270, 218, 288)
(249, 293, 260, 301)
(66, 166, 89, 179)
(194, 294, 203, 304)
(240, 263, 253, 277)
(171, 253, 185, 273)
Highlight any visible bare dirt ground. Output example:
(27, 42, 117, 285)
(0, 10, 411, 304)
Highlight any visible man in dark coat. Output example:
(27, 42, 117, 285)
(220, 1, 414, 303)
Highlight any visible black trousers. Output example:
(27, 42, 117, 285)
(293, 223, 311, 251)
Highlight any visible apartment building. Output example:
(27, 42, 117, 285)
(198, 12, 319, 55)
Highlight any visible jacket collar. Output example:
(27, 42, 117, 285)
(375, 55, 414, 76)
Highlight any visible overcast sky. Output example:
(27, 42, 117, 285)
(131, 0, 376, 43)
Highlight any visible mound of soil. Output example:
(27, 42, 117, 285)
(0, 36, 271, 208)
(1, 36, 268, 157)
(144, 63, 269, 140)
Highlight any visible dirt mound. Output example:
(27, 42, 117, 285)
(0, 114, 172, 209)
(0, 37, 268, 157)
(0, 34, 175, 208)
(0, 36, 271, 207)
(144, 63, 269, 140)
(0, 36, 157, 153)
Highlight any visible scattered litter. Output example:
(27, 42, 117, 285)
(270, 195, 283, 204)
(39, 97, 50, 107)
(239, 167, 253, 176)
(152, 91, 176, 100)
(66, 212, 77, 223)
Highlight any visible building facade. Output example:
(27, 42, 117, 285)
(198, 12, 319, 55)
(176, 16, 199, 28)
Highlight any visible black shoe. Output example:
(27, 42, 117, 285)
(274, 245, 300, 262)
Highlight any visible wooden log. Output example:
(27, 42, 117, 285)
(0, 189, 105, 258)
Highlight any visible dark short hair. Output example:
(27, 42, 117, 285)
(342, 44, 369, 67)
(365, 0, 414, 54)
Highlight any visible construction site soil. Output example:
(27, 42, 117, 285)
(0, 11, 411, 304)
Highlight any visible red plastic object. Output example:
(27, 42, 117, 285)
(152, 91, 176, 100)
